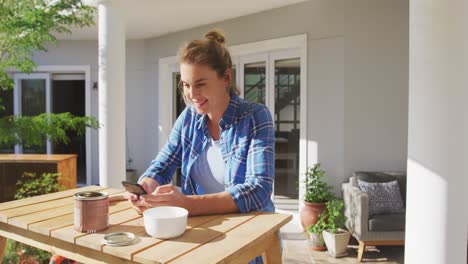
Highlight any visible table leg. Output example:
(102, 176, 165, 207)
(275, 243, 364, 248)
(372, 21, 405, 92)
(0, 236, 7, 261)
(262, 231, 282, 264)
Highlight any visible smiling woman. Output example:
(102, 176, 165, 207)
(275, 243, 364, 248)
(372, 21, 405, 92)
(125, 29, 275, 264)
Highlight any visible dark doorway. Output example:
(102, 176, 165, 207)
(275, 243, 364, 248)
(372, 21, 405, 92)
(51, 79, 86, 184)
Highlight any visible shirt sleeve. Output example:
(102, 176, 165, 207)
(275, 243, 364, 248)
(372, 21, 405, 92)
(139, 109, 186, 185)
(226, 104, 275, 213)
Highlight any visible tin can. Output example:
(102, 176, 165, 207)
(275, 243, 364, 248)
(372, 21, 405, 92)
(74, 191, 109, 233)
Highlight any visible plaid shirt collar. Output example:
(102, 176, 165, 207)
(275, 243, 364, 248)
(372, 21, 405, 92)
(195, 94, 241, 130)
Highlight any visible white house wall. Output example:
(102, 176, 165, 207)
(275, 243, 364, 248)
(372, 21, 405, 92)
(145, 0, 408, 193)
(344, 0, 409, 177)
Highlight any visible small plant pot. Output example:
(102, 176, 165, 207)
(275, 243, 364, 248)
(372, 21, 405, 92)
(322, 229, 351, 257)
(308, 231, 327, 251)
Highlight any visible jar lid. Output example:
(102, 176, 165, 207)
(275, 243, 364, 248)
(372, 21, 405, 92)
(102, 232, 136, 246)
(74, 191, 109, 201)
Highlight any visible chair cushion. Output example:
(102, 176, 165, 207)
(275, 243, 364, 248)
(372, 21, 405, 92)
(354, 171, 407, 203)
(357, 179, 405, 216)
(369, 213, 406, 231)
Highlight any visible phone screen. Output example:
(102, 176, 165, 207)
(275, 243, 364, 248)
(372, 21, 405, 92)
(122, 181, 147, 196)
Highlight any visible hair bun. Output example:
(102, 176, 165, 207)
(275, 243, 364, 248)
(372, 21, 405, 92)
(204, 29, 226, 44)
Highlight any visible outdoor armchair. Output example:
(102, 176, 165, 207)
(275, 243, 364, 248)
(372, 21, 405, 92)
(342, 171, 406, 262)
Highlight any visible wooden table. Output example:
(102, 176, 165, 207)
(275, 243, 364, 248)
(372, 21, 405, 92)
(0, 186, 291, 264)
(0, 154, 77, 202)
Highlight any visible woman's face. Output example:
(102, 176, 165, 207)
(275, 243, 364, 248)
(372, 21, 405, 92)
(180, 63, 230, 116)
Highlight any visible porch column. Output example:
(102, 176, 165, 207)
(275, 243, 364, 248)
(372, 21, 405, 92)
(98, 0, 126, 188)
(406, 0, 467, 263)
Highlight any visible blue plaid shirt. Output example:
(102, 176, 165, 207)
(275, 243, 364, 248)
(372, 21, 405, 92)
(140, 94, 275, 213)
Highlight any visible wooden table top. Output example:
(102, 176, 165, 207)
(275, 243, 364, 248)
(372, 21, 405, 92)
(0, 186, 291, 264)
(0, 154, 77, 162)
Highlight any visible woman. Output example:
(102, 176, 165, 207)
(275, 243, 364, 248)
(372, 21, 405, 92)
(129, 29, 275, 218)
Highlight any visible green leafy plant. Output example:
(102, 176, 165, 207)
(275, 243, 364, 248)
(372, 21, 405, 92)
(0, 112, 99, 148)
(307, 212, 328, 234)
(304, 163, 333, 203)
(324, 199, 347, 234)
(14, 172, 65, 199)
(307, 199, 347, 235)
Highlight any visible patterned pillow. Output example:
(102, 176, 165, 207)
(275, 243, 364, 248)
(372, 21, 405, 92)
(357, 179, 405, 216)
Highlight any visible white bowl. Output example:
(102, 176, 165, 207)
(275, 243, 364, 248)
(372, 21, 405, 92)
(143, 206, 188, 239)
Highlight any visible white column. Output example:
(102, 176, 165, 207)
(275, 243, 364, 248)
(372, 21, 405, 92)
(406, 0, 467, 263)
(98, 0, 126, 188)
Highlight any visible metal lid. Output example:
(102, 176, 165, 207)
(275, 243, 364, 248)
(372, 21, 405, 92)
(74, 191, 109, 201)
(102, 232, 136, 246)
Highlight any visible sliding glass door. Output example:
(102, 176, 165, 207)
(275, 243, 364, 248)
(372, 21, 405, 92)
(239, 50, 301, 198)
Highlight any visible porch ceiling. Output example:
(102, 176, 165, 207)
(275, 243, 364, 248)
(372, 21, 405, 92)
(56, 0, 308, 40)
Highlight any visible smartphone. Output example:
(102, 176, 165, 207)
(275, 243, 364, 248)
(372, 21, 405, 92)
(122, 181, 147, 197)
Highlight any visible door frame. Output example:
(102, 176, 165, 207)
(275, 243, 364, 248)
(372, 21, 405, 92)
(158, 34, 308, 201)
(12, 65, 93, 185)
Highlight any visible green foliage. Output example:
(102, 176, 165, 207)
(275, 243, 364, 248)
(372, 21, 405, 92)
(324, 199, 347, 234)
(2, 237, 17, 264)
(3, 239, 52, 264)
(14, 171, 64, 199)
(0, 112, 99, 147)
(304, 163, 333, 203)
(307, 212, 328, 234)
(0, 0, 96, 91)
(4, 172, 65, 263)
(307, 199, 347, 235)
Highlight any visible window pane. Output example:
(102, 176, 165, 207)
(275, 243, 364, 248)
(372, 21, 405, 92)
(244, 62, 265, 104)
(274, 58, 300, 198)
(22, 79, 46, 116)
(21, 79, 46, 153)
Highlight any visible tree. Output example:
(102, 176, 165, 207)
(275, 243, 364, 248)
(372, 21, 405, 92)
(0, 0, 98, 148)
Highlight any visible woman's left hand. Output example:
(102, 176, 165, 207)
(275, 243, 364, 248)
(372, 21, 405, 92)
(139, 184, 188, 209)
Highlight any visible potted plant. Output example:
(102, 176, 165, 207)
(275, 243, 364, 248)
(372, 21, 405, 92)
(322, 199, 351, 257)
(306, 212, 328, 251)
(300, 163, 333, 230)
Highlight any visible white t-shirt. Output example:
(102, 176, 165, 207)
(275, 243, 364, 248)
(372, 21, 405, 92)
(190, 138, 225, 194)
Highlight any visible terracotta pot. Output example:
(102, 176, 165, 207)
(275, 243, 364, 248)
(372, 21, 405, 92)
(300, 201, 326, 230)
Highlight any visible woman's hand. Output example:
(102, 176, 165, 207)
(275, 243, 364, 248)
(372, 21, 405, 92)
(139, 184, 188, 210)
(124, 177, 160, 214)
(139, 177, 159, 193)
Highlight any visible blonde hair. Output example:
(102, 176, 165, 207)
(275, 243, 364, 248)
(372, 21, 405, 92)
(178, 29, 240, 97)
